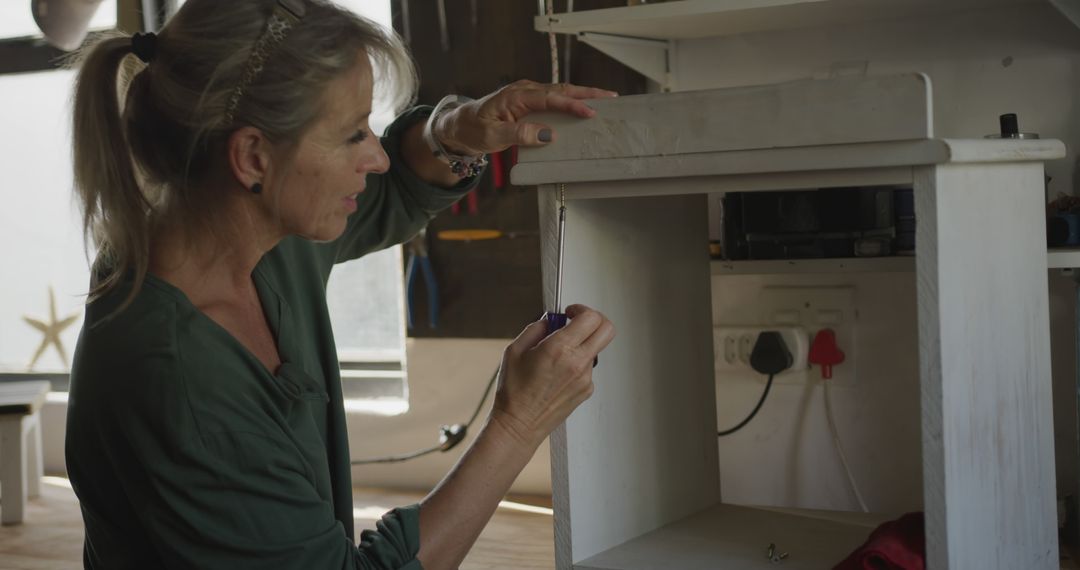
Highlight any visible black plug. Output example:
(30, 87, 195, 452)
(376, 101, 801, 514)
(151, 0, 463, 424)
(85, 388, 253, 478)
(439, 424, 467, 452)
(750, 331, 793, 376)
(718, 331, 793, 437)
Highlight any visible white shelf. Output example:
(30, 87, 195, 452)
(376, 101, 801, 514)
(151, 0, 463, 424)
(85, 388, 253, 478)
(575, 502, 892, 570)
(713, 249, 1080, 274)
(712, 256, 915, 275)
(534, 0, 1043, 42)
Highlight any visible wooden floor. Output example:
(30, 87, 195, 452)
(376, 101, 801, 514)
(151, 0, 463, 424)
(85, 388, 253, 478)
(0, 477, 556, 569)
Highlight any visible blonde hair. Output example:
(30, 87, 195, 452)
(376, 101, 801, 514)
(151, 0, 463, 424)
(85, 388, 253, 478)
(70, 0, 416, 308)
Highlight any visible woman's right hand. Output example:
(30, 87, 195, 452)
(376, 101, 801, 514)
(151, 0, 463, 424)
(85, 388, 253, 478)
(489, 304, 616, 448)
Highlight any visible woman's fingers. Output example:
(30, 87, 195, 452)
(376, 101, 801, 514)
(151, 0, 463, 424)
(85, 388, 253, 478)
(492, 306, 613, 441)
(580, 316, 616, 358)
(549, 306, 603, 348)
(545, 82, 619, 101)
(509, 89, 597, 118)
(545, 305, 614, 363)
(494, 120, 554, 148)
(451, 82, 617, 153)
(507, 315, 551, 356)
(563, 304, 615, 360)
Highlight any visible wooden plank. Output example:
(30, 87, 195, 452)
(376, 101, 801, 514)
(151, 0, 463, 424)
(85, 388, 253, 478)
(915, 163, 1058, 569)
(939, 138, 1066, 164)
(575, 502, 890, 570)
(541, 189, 718, 567)
(0, 382, 50, 416)
(513, 138, 1065, 188)
(514, 142, 934, 187)
(517, 74, 933, 166)
(535, 0, 1037, 41)
(528, 168, 913, 202)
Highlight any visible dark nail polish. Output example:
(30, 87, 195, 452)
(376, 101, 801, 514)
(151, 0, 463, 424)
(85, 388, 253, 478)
(538, 129, 552, 143)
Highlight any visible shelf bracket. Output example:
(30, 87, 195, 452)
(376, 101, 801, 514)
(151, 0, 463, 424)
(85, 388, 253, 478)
(577, 32, 676, 92)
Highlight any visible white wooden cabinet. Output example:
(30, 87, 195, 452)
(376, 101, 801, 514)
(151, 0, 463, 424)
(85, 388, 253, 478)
(512, 74, 1063, 569)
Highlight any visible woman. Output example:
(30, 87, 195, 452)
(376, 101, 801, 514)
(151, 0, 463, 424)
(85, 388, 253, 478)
(64, 1, 615, 568)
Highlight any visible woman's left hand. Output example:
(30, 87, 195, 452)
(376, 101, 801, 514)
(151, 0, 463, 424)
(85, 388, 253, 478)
(434, 80, 618, 156)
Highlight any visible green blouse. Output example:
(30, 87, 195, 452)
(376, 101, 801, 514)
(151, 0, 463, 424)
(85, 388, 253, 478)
(66, 107, 473, 569)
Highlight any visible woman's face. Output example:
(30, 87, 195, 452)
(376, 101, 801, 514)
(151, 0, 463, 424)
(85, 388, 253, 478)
(274, 55, 389, 242)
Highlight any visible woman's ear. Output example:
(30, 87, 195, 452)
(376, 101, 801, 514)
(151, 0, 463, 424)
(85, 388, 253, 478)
(227, 126, 271, 192)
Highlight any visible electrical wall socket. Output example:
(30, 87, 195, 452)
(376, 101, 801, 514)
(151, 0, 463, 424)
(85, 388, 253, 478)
(759, 286, 856, 385)
(713, 326, 810, 382)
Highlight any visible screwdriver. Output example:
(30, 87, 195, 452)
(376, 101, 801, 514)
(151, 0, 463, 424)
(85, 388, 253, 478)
(545, 184, 598, 367)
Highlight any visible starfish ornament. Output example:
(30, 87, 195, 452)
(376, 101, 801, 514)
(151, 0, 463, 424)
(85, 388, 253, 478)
(22, 286, 80, 371)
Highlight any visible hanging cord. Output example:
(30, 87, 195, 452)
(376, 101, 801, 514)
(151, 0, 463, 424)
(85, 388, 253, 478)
(546, 0, 559, 83)
(824, 379, 870, 512)
(351, 364, 500, 465)
(718, 332, 792, 437)
(562, 0, 574, 84)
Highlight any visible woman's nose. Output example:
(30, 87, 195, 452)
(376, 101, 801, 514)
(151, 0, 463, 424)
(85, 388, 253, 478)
(361, 139, 390, 175)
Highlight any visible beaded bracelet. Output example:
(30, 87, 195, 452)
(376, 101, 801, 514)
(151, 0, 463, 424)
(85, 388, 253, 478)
(423, 95, 489, 179)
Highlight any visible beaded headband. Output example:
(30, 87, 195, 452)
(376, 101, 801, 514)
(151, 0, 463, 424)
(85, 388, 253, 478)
(223, 0, 306, 124)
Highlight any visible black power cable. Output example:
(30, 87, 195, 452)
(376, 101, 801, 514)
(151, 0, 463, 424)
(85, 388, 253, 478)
(718, 373, 775, 436)
(718, 331, 792, 437)
(352, 364, 500, 465)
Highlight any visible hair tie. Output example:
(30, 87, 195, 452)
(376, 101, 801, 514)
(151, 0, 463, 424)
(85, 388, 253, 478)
(131, 32, 157, 64)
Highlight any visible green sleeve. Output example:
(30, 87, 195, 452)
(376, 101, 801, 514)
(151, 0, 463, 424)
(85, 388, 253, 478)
(323, 106, 481, 269)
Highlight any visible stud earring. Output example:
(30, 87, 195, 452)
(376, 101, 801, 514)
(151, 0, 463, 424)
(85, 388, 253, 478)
(251, 182, 263, 194)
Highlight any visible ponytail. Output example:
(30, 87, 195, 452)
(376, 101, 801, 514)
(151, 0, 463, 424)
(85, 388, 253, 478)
(71, 33, 150, 310)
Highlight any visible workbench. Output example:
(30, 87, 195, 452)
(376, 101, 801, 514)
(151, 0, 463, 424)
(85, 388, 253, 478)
(512, 73, 1063, 569)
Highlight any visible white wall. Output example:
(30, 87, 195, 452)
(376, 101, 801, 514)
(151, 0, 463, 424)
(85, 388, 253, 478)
(686, 3, 1080, 513)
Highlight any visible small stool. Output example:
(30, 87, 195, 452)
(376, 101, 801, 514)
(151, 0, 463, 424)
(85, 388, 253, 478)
(0, 380, 49, 525)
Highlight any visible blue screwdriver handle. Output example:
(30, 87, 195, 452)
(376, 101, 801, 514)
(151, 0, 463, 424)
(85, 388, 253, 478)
(546, 312, 568, 335)
(546, 313, 598, 367)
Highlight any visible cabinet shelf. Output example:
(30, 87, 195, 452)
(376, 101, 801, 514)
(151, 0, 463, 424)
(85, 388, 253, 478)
(576, 502, 891, 570)
(712, 248, 1080, 275)
(535, 0, 1050, 42)
(712, 257, 915, 275)
(533, 0, 1073, 89)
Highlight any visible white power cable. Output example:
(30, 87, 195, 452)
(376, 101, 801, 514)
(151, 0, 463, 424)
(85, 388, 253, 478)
(823, 380, 869, 513)
(546, 0, 559, 83)
(563, 0, 574, 84)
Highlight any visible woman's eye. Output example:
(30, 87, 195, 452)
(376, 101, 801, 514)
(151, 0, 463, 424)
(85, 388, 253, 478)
(348, 129, 368, 144)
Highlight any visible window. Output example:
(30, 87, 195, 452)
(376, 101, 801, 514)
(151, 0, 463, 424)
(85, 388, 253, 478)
(323, 0, 409, 409)
(0, 69, 91, 385)
(0, 0, 410, 410)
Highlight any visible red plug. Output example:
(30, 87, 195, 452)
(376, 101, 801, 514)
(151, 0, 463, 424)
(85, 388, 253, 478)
(809, 328, 845, 379)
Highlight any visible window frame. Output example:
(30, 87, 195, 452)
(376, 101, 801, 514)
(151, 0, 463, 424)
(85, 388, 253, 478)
(0, 1, 407, 407)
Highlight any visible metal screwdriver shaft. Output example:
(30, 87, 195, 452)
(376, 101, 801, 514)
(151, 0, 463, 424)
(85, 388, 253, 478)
(555, 183, 566, 314)
(546, 184, 596, 367)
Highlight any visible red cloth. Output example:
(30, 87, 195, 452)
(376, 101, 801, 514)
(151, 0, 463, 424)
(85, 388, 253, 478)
(834, 512, 925, 570)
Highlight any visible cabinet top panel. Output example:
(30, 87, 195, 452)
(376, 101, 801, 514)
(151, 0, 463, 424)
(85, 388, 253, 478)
(512, 74, 1064, 186)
